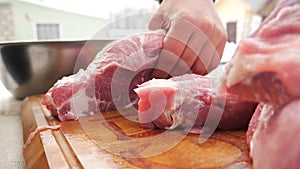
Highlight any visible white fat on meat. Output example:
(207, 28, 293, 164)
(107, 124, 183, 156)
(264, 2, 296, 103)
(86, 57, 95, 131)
(224, 1, 300, 104)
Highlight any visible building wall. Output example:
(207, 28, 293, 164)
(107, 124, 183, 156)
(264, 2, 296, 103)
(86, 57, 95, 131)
(0, 0, 109, 41)
(0, 3, 15, 41)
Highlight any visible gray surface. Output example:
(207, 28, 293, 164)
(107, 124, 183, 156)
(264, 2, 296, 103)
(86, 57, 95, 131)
(0, 80, 25, 169)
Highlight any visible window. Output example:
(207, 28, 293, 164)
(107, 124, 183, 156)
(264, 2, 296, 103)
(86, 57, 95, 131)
(36, 23, 60, 40)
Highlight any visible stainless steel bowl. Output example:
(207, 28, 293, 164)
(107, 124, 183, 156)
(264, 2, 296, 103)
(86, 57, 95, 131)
(0, 40, 113, 99)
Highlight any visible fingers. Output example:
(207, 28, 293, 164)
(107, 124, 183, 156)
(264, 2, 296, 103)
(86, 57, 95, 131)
(207, 51, 220, 73)
(151, 49, 180, 78)
(170, 22, 219, 76)
(190, 23, 227, 75)
(169, 30, 206, 76)
(152, 18, 194, 78)
(206, 28, 227, 72)
(149, 13, 165, 30)
(168, 46, 196, 76)
(195, 40, 216, 74)
(150, 14, 227, 78)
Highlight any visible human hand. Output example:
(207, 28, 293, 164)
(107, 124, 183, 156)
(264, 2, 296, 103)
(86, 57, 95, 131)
(149, 0, 227, 78)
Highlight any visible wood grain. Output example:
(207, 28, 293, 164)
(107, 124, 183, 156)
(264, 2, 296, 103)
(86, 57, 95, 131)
(21, 95, 252, 169)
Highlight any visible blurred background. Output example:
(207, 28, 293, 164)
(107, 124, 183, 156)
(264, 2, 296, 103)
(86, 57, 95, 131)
(0, 0, 159, 41)
(0, 0, 278, 42)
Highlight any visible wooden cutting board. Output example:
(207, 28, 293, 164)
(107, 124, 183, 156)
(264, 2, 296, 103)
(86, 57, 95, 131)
(21, 95, 252, 169)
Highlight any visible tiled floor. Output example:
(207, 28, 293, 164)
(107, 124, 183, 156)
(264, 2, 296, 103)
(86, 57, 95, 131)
(0, 80, 25, 168)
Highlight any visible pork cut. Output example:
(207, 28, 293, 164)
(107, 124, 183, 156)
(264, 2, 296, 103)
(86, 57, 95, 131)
(43, 30, 165, 121)
(134, 74, 257, 131)
(222, 0, 300, 168)
(246, 101, 300, 169)
(223, 0, 300, 105)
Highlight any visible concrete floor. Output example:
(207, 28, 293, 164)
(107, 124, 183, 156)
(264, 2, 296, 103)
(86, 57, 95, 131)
(0, 81, 25, 169)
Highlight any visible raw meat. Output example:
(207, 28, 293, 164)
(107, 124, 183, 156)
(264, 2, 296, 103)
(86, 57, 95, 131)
(43, 30, 165, 121)
(223, 0, 300, 105)
(134, 74, 257, 131)
(247, 101, 300, 169)
(246, 103, 263, 145)
(222, 0, 300, 168)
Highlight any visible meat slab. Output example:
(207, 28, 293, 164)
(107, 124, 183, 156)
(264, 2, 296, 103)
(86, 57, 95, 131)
(134, 74, 257, 132)
(247, 102, 300, 169)
(223, 0, 300, 105)
(43, 29, 258, 133)
(43, 30, 165, 121)
(222, 0, 300, 168)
